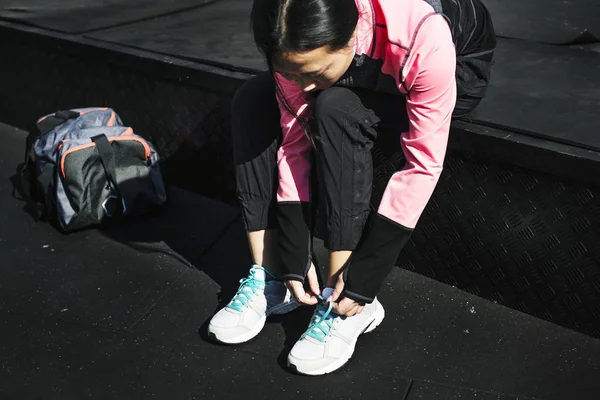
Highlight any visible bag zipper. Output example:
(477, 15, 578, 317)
(36, 107, 109, 125)
(56, 117, 125, 151)
(59, 129, 151, 179)
(107, 110, 117, 127)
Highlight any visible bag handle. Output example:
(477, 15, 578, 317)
(91, 134, 126, 216)
(37, 110, 80, 136)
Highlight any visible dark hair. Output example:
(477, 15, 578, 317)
(250, 0, 359, 143)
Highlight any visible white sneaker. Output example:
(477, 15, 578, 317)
(208, 265, 298, 344)
(287, 296, 385, 375)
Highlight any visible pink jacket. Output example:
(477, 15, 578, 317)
(274, 0, 457, 229)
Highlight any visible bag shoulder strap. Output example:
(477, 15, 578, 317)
(15, 109, 80, 221)
(14, 144, 52, 221)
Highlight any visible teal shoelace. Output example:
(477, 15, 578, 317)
(227, 266, 266, 312)
(301, 296, 343, 343)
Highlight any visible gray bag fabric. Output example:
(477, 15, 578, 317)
(18, 107, 167, 232)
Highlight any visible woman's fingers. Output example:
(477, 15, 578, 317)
(285, 279, 318, 306)
(285, 272, 365, 314)
(306, 263, 321, 297)
(328, 273, 345, 303)
(332, 297, 364, 317)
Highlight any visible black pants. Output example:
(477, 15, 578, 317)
(232, 62, 490, 252)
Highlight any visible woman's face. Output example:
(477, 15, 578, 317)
(273, 39, 356, 92)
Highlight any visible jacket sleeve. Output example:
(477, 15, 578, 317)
(344, 15, 457, 303)
(272, 73, 315, 282)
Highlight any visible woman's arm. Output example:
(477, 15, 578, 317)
(344, 14, 457, 303)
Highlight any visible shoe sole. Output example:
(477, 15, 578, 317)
(288, 299, 386, 376)
(208, 314, 267, 345)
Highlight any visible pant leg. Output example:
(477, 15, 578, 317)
(311, 87, 409, 251)
(231, 72, 282, 231)
(453, 51, 495, 118)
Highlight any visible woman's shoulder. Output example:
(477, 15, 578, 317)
(371, 0, 448, 46)
(362, 0, 454, 92)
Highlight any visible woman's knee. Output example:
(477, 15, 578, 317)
(313, 87, 379, 150)
(231, 72, 281, 162)
(231, 71, 277, 118)
(313, 86, 359, 124)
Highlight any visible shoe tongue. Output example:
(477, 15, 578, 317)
(321, 287, 334, 299)
(250, 267, 266, 282)
(315, 288, 337, 318)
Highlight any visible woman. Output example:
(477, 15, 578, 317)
(208, 0, 496, 375)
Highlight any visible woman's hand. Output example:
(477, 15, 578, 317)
(327, 272, 364, 317)
(284, 263, 321, 306)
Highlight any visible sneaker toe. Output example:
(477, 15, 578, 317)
(208, 307, 262, 343)
(287, 338, 339, 373)
(210, 308, 244, 327)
